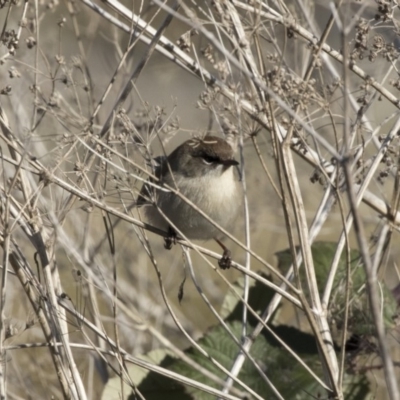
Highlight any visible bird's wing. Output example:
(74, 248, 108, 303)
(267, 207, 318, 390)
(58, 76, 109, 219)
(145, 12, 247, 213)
(136, 156, 166, 206)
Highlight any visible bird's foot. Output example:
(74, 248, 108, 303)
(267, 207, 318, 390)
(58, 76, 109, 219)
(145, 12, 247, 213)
(164, 227, 177, 250)
(214, 237, 233, 269)
(218, 248, 232, 270)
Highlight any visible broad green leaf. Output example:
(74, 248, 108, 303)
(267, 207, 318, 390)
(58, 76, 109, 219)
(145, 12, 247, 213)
(275, 242, 397, 335)
(155, 321, 322, 399)
(101, 349, 186, 400)
(135, 321, 370, 399)
(221, 272, 276, 325)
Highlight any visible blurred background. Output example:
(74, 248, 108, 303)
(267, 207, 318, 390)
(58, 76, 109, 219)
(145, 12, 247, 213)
(0, 0, 400, 398)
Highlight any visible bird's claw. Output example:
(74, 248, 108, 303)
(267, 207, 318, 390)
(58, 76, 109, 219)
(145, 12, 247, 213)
(218, 249, 232, 270)
(164, 227, 177, 250)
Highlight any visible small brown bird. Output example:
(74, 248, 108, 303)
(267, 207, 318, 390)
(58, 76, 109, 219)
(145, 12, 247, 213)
(138, 136, 241, 268)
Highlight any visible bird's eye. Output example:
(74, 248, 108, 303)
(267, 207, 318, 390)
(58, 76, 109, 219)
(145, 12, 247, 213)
(201, 154, 219, 164)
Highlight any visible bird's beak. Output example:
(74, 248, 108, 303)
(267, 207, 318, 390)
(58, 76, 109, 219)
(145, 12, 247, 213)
(221, 159, 239, 167)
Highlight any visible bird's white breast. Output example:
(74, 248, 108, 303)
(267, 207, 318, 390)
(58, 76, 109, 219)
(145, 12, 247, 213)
(145, 167, 240, 240)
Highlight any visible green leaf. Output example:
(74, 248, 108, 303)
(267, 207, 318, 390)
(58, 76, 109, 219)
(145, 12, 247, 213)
(134, 321, 370, 399)
(264, 325, 320, 355)
(221, 272, 276, 325)
(166, 321, 323, 399)
(101, 349, 188, 400)
(129, 352, 191, 400)
(276, 242, 397, 335)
